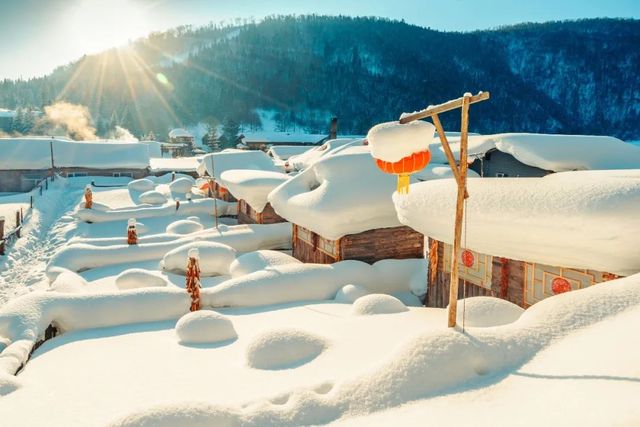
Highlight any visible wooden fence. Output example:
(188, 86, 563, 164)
(0, 175, 55, 256)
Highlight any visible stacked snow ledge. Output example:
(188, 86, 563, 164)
(220, 169, 289, 212)
(106, 273, 640, 427)
(395, 170, 640, 276)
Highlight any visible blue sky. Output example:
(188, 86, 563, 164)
(0, 0, 638, 80)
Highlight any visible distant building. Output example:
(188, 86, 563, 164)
(168, 128, 195, 156)
(237, 131, 329, 150)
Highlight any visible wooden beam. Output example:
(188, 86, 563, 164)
(431, 114, 468, 199)
(447, 94, 471, 328)
(399, 91, 489, 124)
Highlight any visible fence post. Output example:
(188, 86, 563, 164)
(20, 208, 23, 223)
(15, 211, 20, 238)
(45, 178, 48, 190)
(0, 216, 4, 255)
(30, 195, 33, 208)
(40, 186, 43, 196)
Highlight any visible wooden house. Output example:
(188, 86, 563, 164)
(0, 138, 150, 192)
(269, 145, 425, 265)
(392, 169, 639, 309)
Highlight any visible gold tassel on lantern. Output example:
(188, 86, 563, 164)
(397, 174, 411, 194)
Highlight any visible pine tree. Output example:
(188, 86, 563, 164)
(220, 117, 240, 149)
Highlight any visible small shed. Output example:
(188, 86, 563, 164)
(269, 145, 425, 264)
(394, 170, 640, 308)
(219, 170, 289, 224)
(201, 149, 282, 203)
(0, 138, 150, 192)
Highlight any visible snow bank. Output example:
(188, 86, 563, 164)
(128, 179, 155, 192)
(229, 250, 301, 278)
(166, 219, 204, 235)
(175, 311, 237, 344)
(201, 150, 279, 181)
(168, 177, 194, 194)
(49, 270, 88, 293)
(453, 297, 524, 327)
(0, 138, 150, 170)
(115, 269, 168, 290)
(245, 329, 328, 370)
(138, 190, 168, 205)
(485, 133, 640, 171)
(48, 223, 292, 277)
(219, 170, 289, 212)
(352, 294, 408, 315)
(269, 145, 404, 239)
(334, 284, 370, 303)
(162, 242, 237, 276)
(367, 120, 434, 162)
(394, 170, 640, 275)
(77, 198, 236, 222)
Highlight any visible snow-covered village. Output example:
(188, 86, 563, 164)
(0, 2, 639, 426)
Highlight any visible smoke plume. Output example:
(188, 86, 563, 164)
(43, 102, 97, 140)
(110, 126, 139, 141)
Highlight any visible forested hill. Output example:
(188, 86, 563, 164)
(1, 16, 639, 139)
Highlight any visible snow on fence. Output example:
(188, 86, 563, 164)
(0, 175, 55, 255)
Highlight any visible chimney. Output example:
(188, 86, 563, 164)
(329, 117, 338, 140)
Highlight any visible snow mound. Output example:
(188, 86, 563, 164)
(169, 177, 194, 194)
(229, 250, 301, 278)
(116, 269, 168, 290)
(162, 242, 237, 276)
(128, 178, 155, 192)
(453, 297, 524, 327)
(49, 270, 88, 293)
(392, 292, 423, 307)
(0, 373, 20, 396)
(334, 284, 370, 303)
(245, 329, 328, 370)
(138, 190, 167, 205)
(219, 169, 289, 212)
(367, 120, 435, 162)
(186, 216, 200, 222)
(165, 219, 204, 235)
(352, 294, 409, 315)
(175, 310, 237, 344)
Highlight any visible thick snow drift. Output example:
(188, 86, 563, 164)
(453, 297, 524, 327)
(49, 270, 88, 293)
(352, 294, 409, 315)
(168, 177, 194, 194)
(286, 138, 360, 172)
(115, 269, 168, 290)
(229, 250, 301, 278)
(166, 219, 204, 235)
(138, 190, 167, 205)
(334, 284, 370, 303)
(268, 145, 313, 161)
(175, 311, 237, 344)
(128, 179, 155, 192)
(0, 138, 150, 170)
(367, 120, 435, 162)
(395, 170, 640, 275)
(201, 150, 279, 181)
(220, 169, 289, 212)
(245, 329, 328, 370)
(161, 242, 237, 276)
(269, 145, 405, 239)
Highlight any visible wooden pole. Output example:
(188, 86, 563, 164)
(447, 94, 471, 328)
(329, 117, 338, 140)
(0, 216, 5, 255)
(399, 92, 489, 124)
(431, 114, 468, 199)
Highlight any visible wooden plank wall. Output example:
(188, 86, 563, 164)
(342, 226, 425, 264)
(213, 181, 237, 202)
(292, 224, 339, 264)
(237, 200, 287, 225)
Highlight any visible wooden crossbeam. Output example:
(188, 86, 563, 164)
(399, 91, 490, 124)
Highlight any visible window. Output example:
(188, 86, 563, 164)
(495, 172, 508, 178)
(113, 172, 134, 178)
(67, 172, 88, 178)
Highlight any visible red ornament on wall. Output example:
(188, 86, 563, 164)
(461, 250, 475, 268)
(551, 277, 572, 294)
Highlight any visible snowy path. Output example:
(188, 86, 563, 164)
(0, 179, 81, 305)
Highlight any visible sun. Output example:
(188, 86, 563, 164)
(66, 0, 152, 54)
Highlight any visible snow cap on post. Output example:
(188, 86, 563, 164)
(188, 248, 200, 259)
(127, 218, 136, 227)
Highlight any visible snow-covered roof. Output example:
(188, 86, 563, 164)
(149, 156, 202, 173)
(430, 133, 640, 171)
(267, 145, 313, 161)
(0, 138, 150, 170)
(286, 138, 362, 172)
(240, 131, 327, 145)
(168, 128, 193, 139)
(201, 149, 280, 181)
(0, 108, 16, 118)
(269, 145, 409, 239)
(220, 170, 290, 212)
(394, 169, 640, 275)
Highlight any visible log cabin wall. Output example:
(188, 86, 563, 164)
(237, 200, 287, 225)
(427, 238, 620, 309)
(213, 181, 237, 202)
(292, 224, 424, 265)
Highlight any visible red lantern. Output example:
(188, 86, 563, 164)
(461, 250, 475, 268)
(551, 277, 572, 294)
(374, 150, 431, 194)
(84, 185, 93, 209)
